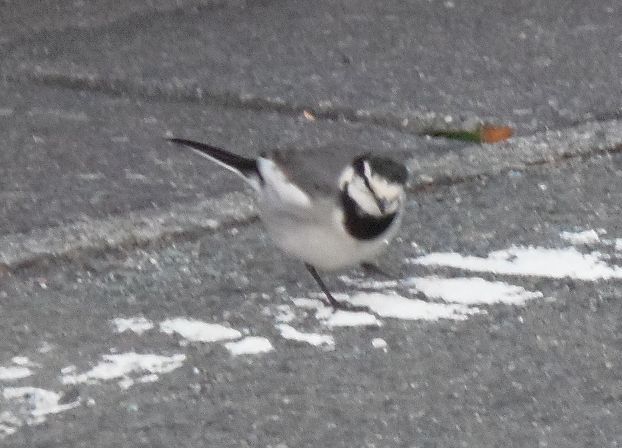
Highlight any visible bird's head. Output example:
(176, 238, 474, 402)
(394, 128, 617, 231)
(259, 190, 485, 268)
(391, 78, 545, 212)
(339, 154, 409, 217)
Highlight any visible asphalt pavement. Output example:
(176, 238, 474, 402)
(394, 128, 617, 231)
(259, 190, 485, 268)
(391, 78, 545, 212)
(1, 1, 622, 447)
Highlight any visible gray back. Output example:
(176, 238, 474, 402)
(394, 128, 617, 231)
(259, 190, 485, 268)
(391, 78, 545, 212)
(268, 145, 366, 197)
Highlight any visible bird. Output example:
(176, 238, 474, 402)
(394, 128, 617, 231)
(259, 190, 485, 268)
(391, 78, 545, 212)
(168, 138, 408, 311)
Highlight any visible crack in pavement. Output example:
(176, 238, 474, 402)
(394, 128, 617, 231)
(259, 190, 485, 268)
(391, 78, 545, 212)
(2, 118, 622, 273)
(408, 119, 622, 189)
(0, 191, 258, 273)
(3, 69, 459, 135)
(5, 68, 622, 140)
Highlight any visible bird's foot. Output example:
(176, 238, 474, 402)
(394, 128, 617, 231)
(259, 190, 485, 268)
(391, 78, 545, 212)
(323, 297, 370, 313)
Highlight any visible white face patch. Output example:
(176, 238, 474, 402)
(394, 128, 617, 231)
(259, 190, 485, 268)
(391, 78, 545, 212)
(347, 175, 383, 216)
(369, 174, 403, 201)
(368, 174, 404, 213)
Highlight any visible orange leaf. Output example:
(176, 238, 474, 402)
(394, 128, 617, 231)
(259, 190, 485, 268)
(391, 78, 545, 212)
(480, 124, 513, 143)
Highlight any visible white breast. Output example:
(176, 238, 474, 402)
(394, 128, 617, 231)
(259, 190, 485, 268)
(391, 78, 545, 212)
(258, 198, 402, 271)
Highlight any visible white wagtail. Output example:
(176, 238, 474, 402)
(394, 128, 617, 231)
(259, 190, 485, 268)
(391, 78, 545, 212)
(169, 138, 408, 311)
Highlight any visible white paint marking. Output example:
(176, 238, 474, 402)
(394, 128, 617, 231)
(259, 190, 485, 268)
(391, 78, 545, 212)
(160, 318, 241, 343)
(112, 317, 154, 335)
(10, 357, 37, 367)
(37, 342, 54, 354)
(224, 337, 274, 356)
(347, 292, 479, 321)
(138, 374, 159, 384)
(294, 298, 382, 327)
(409, 276, 543, 305)
(371, 338, 388, 350)
(1, 387, 79, 438)
(0, 412, 19, 438)
(117, 377, 135, 390)
(60, 365, 76, 375)
(276, 324, 335, 347)
(274, 305, 297, 323)
(295, 290, 478, 325)
(322, 310, 383, 327)
(0, 367, 32, 381)
(62, 352, 185, 387)
(118, 374, 158, 390)
(560, 229, 600, 245)
(411, 246, 622, 280)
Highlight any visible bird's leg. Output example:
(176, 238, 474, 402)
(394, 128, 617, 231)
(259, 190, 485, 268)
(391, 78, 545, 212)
(305, 264, 369, 312)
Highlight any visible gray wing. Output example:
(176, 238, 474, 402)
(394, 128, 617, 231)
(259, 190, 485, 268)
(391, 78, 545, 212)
(268, 146, 364, 197)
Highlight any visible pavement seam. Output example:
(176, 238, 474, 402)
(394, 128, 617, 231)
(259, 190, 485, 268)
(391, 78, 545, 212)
(408, 119, 622, 189)
(2, 119, 622, 273)
(0, 191, 257, 272)
(2, 70, 470, 135)
(6, 69, 622, 141)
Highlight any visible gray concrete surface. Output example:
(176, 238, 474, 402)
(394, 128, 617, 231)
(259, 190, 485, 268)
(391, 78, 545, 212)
(2, 155, 622, 447)
(3, 0, 622, 133)
(1, 0, 622, 446)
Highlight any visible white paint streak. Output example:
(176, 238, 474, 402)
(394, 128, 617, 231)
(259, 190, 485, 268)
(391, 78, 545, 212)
(322, 310, 383, 327)
(160, 318, 241, 343)
(0, 367, 32, 381)
(274, 305, 297, 323)
(411, 246, 622, 280)
(112, 317, 154, 335)
(371, 338, 388, 350)
(409, 276, 543, 305)
(276, 324, 335, 347)
(138, 373, 159, 383)
(62, 352, 185, 386)
(0, 412, 19, 438)
(347, 292, 478, 321)
(117, 377, 135, 390)
(1, 387, 79, 438)
(10, 357, 36, 367)
(225, 337, 274, 356)
(60, 365, 76, 375)
(560, 229, 600, 245)
(295, 298, 383, 327)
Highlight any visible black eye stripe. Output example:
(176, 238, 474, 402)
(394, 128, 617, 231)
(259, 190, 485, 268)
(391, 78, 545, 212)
(352, 157, 377, 196)
(352, 157, 366, 177)
(362, 173, 374, 194)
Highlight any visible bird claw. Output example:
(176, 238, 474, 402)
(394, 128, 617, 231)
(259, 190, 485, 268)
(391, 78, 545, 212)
(324, 299, 370, 313)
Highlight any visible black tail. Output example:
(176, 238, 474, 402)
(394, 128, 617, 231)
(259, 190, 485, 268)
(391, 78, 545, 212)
(168, 138, 259, 179)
